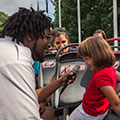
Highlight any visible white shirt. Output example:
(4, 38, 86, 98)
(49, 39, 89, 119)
(0, 37, 42, 120)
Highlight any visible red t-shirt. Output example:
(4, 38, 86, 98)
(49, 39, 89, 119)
(82, 66, 116, 116)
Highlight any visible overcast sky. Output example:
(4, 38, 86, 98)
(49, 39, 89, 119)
(0, 0, 55, 20)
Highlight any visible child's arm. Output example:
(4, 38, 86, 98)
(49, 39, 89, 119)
(100, 86, 120, 117)
(116, 71, 120, 93)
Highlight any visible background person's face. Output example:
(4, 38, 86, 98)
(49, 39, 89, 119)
(54, 34, 68, 53)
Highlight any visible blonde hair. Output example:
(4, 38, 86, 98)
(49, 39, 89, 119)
(78, 36, 115, 68)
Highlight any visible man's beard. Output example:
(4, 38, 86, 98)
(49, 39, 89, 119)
(32, 41, 44, 62)
(34, 50, 44, 62)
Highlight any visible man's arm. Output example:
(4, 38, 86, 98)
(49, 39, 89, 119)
(37, 71, 75, 103)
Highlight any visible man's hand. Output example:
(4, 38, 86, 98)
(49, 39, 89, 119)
(58, 71, 76, 86)
(37, 71, 76, 103)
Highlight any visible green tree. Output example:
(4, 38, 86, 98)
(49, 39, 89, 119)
(81, 0, 113, 39)
(0, 11, 8, 31)
(51, 0, 120, 43)
(51, 0, 78, 43)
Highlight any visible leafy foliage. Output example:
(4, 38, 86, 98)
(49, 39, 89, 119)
(0, 11, 8, 31)
(51, 0, 120, 43)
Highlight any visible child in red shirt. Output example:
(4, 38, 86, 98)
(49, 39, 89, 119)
(69, 36, 120, 120)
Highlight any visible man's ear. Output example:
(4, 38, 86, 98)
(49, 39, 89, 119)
(23, 36, 35, 49)
(26, 36, 33, 42)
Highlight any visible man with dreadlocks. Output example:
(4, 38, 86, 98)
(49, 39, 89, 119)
(0, 7, 76, 120)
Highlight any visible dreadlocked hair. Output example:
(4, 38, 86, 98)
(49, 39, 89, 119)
(0, 7, 53, 44)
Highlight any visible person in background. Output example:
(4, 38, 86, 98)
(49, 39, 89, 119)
(51, 27, 77, 54)
(69, 36, 120, 120)
(0, 7, 76, 120)
(93, 29, 107, 40)
(51, 27, 69, 54)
